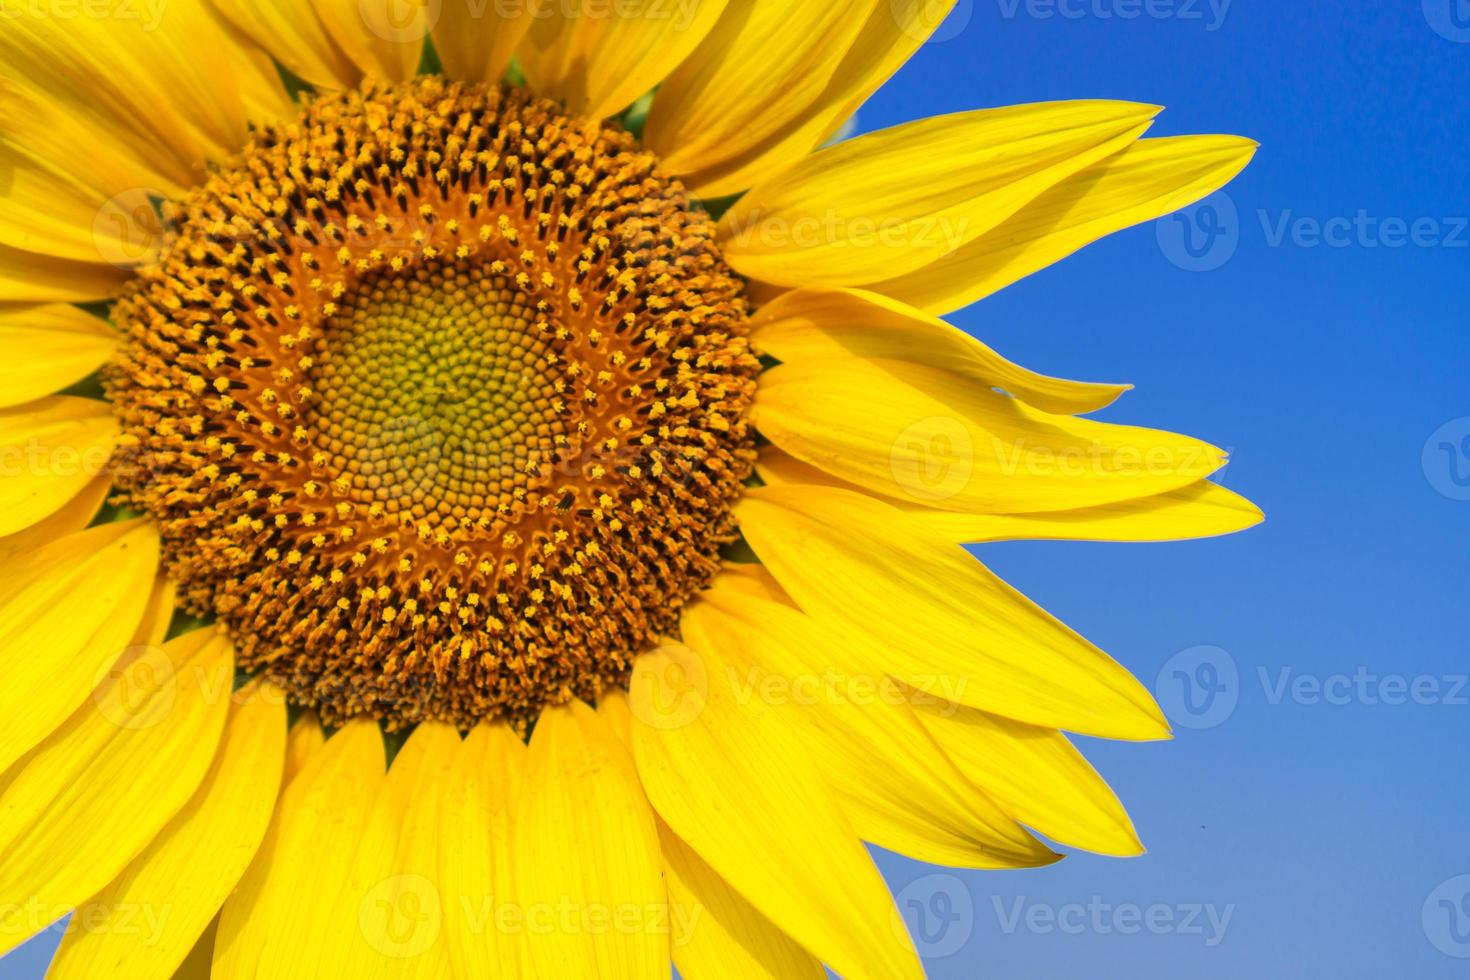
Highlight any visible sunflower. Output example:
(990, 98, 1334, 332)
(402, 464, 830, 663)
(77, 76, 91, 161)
(0, 1, 1260, 977)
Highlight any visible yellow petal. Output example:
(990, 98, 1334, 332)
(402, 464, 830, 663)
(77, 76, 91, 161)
(212, 719, 385, 978)
(0, 243, 131, 304)
(709, 560, 794, 605)
(521, 0, 729, 119)
(0, 519, 160, 776)
(757, 449, 1263, 545)
(171, 919, 220, 980)
(685, 590, 1057, 869)
(0, 305, 118, 408)
(872, 135, 1258, 314)
(658, 818, 826, 980)
(736, 484, 1170, 740)
(0, 74, 181, 198)
(753, 355, 1223, 514)
(0, 474, 109, 563)
(720, 101, 1156, 287)
(750, 287, 1127, 414)
(283, 712, 325, 787)
(600, 690, 819, 977)
(216, 17, 299, 122)
(649, 0, 962, 198)
(597, 686, 637, 742)
(314, 0, 428, 82)
(0, 628, 233, 958)
(514, 700, 667, 978)
(0, 7, 251, 187)
(0, 145, 145, 264)
(643, 0, 877, 195)
(47, 681, 287, 980)
(346, 722, 460, 978)
(130, 574, 179, 647)
(630, 643, 923, 980)
(209, 0, 361, 90)
(913, 699, 1144, 857)
(0, 396, 119, 536)
(433, 0, 541, 85)
(442, 722, 525, 980)
(946, 480, 1264, 543)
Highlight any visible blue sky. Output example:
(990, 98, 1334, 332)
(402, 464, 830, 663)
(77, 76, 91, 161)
(861, 1, 1470, 977)
(7, 2, 1469, 977)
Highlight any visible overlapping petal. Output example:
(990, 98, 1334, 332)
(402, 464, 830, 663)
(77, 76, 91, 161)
(685, 588, 1058, 869)
(870, 134, 1259, 313)
(630, 643, 925, 980)
(736, 484, 1172, 740)
(757, 449, 1263, 544)
(47, 681, 287, 980)
(0, 519, 160, 776)
(753, 354, 1224, 515)
(521, 0, 730, 119)
(0, 397, 119, 536)
(441, 723, 525, 979)
(213, 720, 385, 978)
(209, 0, 361, 90)
(0, 306, 118, 409)
(514, 701, 667, 977)
(0, 629, 233, 958)
(750, 287, 1128, 414)
(645, 0, 962, 198)
(914, 699, 1145, 857)
(720, 101, 1157, 287)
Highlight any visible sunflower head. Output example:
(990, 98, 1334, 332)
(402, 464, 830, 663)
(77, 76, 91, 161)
(105, 77, 759, 728)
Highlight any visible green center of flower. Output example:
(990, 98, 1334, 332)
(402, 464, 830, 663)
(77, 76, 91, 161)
(311, 260, 564, 527)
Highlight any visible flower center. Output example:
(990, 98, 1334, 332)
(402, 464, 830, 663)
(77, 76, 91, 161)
(107, 77, 758, 729)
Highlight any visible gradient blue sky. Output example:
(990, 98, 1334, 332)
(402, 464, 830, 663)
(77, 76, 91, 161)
(7, 2, 1469, 977)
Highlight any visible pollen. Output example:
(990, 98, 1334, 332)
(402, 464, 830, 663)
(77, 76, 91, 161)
(106, 78, 759, 729)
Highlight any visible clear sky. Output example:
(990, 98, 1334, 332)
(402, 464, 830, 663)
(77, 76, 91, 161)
(7, 2, 1469, 977)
